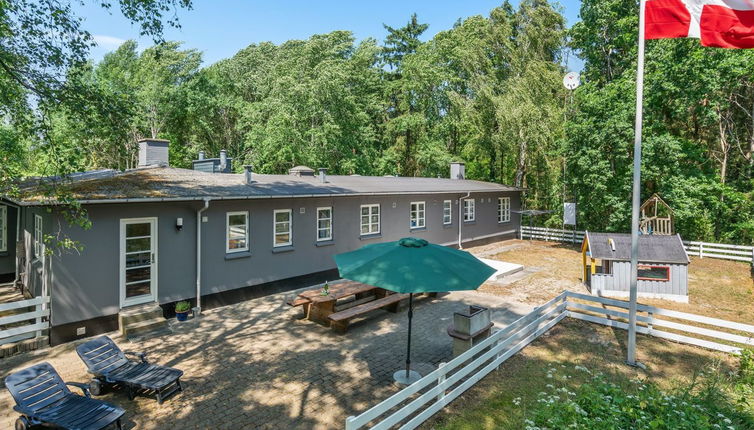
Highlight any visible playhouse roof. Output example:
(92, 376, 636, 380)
(584, 232, 689, 264)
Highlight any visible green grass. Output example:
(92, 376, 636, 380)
(422, 319, 753, 430)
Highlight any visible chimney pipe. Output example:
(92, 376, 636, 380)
(243, 165, 253, 184)
(198, 151, 205, 161)
(318, 168, 328, 183)
(450, 162, 466, 180)
(219, 150, 228, 170)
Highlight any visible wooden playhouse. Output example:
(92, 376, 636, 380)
(581, 231, 690, 303)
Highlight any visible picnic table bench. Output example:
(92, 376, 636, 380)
(288, 281, 413, 332)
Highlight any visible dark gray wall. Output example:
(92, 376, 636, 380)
(0, 204, 18, 276)
(48, 190, 521, 326)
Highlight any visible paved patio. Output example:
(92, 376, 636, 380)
(0, 286, 531, 429)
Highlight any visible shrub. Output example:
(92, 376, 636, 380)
(175, 301, 191, 313)
(520, 365, 752, 430)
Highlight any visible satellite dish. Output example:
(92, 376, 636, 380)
(563, 72, 580, 90)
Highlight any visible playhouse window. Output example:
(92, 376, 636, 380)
(637, 265, 670, 282)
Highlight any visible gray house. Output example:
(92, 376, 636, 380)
(0, 139, 523, 345)
(581, 231, 690, 303)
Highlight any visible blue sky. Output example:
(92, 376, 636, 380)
(78, 0, 583, 69)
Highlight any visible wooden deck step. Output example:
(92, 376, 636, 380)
(121, 317, 169, 339)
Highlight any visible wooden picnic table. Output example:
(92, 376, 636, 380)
(292, 281, 389, 323)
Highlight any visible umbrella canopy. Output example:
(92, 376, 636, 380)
(333, 237, 495, 293)
(333, 237, 496, 385)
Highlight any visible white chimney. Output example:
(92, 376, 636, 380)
(450, 162, 465, 180)
(138, 139, 170, 167)
(219, 150, 228, 170)
(198, 151, 205, 160)
(318, 168, 328, 183)
(243, 165, 253, 184)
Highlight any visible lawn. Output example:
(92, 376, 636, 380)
(421, 240, 754, 429)
(422, 318, 752, 430)
(471, 240, 754, 324)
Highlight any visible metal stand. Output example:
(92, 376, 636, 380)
(394, 293, 421, 386)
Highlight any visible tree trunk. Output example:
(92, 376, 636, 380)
(515, 133, 527, 188)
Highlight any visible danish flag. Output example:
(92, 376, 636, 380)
(645, 0, 754, 48)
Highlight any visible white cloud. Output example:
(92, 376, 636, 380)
(93, 35, 127, 50)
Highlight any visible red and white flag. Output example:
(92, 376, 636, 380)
(645, 0, 754, 48)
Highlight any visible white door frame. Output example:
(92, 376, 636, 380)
(119, 217, 158, 308)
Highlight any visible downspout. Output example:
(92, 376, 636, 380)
(458, 192, 471, 249)
(196, 198, 210, 315)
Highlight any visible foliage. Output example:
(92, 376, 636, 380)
(5, 0, 754, 246)
(174, 301, 191, 313)
(521, 365, 753, 430)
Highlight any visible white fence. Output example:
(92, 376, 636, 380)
(519, 226, 754, 265)
(346, 291, 754, 429)
(0, 296, 50, 345)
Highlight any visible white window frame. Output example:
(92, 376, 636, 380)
(0, 205, 6, 253)
(463, 199, 475, 222)
(360, 204, 380, 236)
(273, 209, 293, 247)
(498, 197, 511, 223)
(442, 200, 452, 225)
(410, 201, 426, 229)
(226, 211, 249, 253)
(316, 207, 333, 242)
(34, 214, 43, 259)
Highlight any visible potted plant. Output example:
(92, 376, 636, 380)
(175, 301, 191, 321)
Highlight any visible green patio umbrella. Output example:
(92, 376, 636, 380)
(334, 237, 496, 385)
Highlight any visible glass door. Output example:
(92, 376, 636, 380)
(120, 218, 157, 307)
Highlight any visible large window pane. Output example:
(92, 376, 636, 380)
(126, 237, 151, 253)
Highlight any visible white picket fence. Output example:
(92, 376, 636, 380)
(0, 296, 50, 345)
(519, 226, 754, 265)
(345, 290, 754, 429)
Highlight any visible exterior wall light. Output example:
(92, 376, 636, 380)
(176, 217, 183, 231)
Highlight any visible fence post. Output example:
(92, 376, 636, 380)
(437, 362, 447, 402)
(750, 248, 754, 276)
(646, 311, 653, 333)
(699, 243, 704, 258)
(35, 299, 42, 338)
(345, 416, 357, 430)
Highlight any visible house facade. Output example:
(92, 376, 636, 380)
(0, 139, 523, 345)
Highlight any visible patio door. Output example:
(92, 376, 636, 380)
(120, 218, 158, 308)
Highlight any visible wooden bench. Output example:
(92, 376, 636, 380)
(287, 297, 310, 307)
(329, 293, 409, 333)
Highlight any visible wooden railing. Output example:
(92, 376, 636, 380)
(0, 296, 50, 345)
(346, 291, 754, 429)
(519, 226, 584, 243)
(519, 226, 754, 266)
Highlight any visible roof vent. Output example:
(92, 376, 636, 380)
(318, 168, 328, 183)
(243, 165, 253, 185)
(288, 165, 315, 177)
(138, 139, 170, 167)
(608, 238, 616, 252)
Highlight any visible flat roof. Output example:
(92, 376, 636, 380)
(11, 165, 523, 205)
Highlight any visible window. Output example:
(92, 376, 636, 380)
(0, 205, 6, 252)
(637, 265, 670, 282)
(360, 204, 380, 235)
(410, 201, 425, 229)
(498, 197, 511, 223)
(443, 200, 452, 225)
(463, 199, 475, 222)
(226, 211, 249, 253)
(33, 214, 43, 258)
(317, 207, 332, 241)
(274, 209, 292, 247)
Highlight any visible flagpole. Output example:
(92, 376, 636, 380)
(627, 0, 647, 367)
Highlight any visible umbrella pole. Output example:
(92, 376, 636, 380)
(405, 293, 413, 378)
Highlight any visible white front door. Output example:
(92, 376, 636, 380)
(120, 218, 158, 307)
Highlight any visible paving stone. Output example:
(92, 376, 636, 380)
(0, 288, 530, 429)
